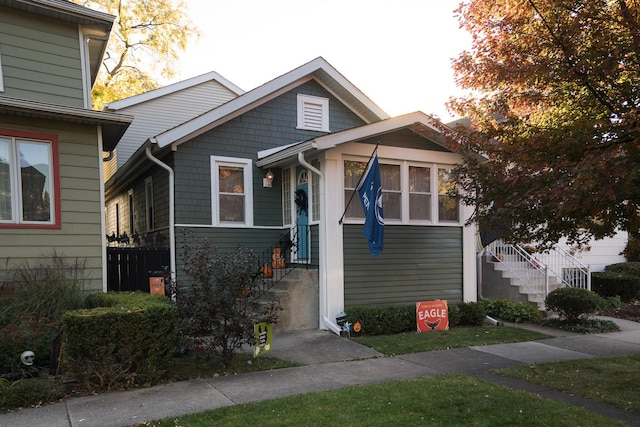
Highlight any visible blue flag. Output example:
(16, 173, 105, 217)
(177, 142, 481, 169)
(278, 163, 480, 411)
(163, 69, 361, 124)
(357, 153, 384, 256)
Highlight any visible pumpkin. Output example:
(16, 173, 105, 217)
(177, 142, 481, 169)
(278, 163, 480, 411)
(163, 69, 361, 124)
(261, 263, 273, 278)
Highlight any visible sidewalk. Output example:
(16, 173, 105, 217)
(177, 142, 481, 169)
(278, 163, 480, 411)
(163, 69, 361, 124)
(2, 317, 640, 427)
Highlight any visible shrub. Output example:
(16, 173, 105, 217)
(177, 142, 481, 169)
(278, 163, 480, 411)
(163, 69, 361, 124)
(481, 299, 542, 323)
(0, 253, 88, 328)
(62, 292, 177, 392)
(597, 295, 622, 311)
(177, 241, 281, 368)
(345, 305, 415, 335)
(604, 262, 640, 278)
(591, 271, 640, 302)
(545, 287, 601, 322)
(0, 314, 58, 375)
(0, 378, 67, 412)
(452, 301, 486, 326)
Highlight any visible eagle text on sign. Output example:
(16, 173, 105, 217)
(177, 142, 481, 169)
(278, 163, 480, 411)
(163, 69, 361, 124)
(416, 300, 449, 332)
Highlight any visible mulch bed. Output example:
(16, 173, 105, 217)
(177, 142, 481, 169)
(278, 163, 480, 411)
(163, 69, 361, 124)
(598, 299, 640, 323)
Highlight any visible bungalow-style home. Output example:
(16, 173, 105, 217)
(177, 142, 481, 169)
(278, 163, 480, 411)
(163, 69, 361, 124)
(104, 57, 477, 333)
(0, 0, 132, 290)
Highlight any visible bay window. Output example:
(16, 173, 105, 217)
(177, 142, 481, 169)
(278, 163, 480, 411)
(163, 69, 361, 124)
(344, 158, 459, 224)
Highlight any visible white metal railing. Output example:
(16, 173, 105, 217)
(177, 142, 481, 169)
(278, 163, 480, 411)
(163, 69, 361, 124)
(485, 239, 591, 302)
(486, 240, 549, 301)
(533, 244, 591, 290)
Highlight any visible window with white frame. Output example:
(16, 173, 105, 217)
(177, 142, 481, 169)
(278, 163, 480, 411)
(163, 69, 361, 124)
(344, 159, 459, 224)
(297, 94, 329, 132)
(311, 162, 320, 222)
(438, 168, 459, 222)
(211, 156, 253, 225)
(282, 167, 292, 225)
(0, 132, 58, 227)
(144, 177, 154, 231)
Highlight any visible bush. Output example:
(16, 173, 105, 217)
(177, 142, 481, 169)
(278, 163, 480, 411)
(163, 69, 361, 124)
(177, 241, 281, 368)
(0, 314, 58, 375)
(604, 262, 640, 278)
(591, 271, 640, 302)
(545, 287, 601, 322)
(0, 253, 88, 328)
(62, 292, 177, 392)
(451, 302, 486, 326)
(345, 305, 415, 336)
(0, 378, 67, 412)
(481, 299, 542, 323)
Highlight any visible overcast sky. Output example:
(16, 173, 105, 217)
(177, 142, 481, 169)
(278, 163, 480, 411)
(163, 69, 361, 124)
(174, 0, 472, 121)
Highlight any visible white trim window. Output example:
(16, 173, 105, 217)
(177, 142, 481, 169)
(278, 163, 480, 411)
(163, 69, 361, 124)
(282, 167, 292, 226)
(211, 156, 253, 226)
(297, 94, 329, 132)
(0, 135, 57, 226)
(344, 158, 459, 225)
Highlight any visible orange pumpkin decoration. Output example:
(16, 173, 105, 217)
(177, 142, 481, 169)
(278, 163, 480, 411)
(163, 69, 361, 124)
(272, 248, 286, 269)
(261, 263, 273, 278)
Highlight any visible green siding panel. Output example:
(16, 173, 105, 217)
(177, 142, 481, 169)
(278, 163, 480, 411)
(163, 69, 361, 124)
(343, 225, 463, 307)
(0, 7, 85, 107)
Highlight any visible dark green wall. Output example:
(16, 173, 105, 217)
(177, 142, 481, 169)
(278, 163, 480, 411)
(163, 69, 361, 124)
(173, 80, 366, 227)
(343, 225, 463, 307)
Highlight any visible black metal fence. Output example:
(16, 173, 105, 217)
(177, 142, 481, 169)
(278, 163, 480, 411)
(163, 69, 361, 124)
(106, 247, 170, 292)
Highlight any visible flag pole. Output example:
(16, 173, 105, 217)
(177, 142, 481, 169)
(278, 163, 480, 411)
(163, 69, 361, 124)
(339, 143, 379, 225)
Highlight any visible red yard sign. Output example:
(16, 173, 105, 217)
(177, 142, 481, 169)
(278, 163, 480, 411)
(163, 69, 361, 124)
(416, 300, 449, 332)
(149, 277, 165, 296)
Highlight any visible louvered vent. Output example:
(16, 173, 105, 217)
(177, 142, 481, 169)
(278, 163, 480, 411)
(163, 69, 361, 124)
(297, 94, 329, 131)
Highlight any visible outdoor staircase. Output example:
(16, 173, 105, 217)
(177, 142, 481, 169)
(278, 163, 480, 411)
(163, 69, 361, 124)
(261, 268, 319, 332)
(483, 240, 591, 310)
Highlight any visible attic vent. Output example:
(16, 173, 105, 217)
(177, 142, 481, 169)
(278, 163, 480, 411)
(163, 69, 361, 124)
(297, 94, 329, 132)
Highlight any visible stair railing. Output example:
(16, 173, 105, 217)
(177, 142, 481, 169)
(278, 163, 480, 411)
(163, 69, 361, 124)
(486, 240, 549, 301)
(254, 225, 311, 297)
(527, 245, 591, 290)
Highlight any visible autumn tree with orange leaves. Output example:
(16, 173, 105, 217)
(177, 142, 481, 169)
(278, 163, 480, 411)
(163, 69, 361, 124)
(447, 0, 640, 249)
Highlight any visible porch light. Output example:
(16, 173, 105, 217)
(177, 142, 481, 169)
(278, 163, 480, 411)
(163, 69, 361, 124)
(263, 170, 274, 188)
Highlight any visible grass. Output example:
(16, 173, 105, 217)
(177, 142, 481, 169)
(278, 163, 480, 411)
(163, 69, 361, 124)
(169, 352, 299, 380)
(353, 326, 551, 355)
(498, 352, 640, 412)
(144, 373, 624, 427)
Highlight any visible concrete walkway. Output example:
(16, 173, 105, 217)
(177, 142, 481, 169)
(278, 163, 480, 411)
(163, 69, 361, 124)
(2, 317, 640, 427)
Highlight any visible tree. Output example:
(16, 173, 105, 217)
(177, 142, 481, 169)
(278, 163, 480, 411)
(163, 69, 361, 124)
(447, 0, 640, 249)
(74, 0, 199, 108)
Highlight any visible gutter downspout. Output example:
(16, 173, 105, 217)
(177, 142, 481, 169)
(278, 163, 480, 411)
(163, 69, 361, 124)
(146, 143, 176, 285)
(297, 152, 341, 335)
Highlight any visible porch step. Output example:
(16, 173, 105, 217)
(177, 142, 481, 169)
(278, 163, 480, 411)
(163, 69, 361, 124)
(262, 269, 319, 332)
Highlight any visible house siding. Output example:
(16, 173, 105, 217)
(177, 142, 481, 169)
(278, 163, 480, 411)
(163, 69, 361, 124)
(0, 7, 84, 107)
(173, 80, 366, 227)
(0, 117, 104, 290)
(343, 224, 463, 307)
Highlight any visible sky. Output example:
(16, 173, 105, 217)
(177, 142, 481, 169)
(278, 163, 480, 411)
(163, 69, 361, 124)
(173, 0, 472, 121)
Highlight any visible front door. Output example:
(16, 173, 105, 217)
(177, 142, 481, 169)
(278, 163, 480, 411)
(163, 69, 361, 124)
(294, 166, 309, 260)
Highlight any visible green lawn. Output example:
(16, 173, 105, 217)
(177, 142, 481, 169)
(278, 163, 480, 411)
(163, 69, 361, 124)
(146, 373, 624, 427)
(498, 352, 640, 412)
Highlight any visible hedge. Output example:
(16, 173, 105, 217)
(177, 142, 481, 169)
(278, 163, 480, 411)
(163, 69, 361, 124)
(62, 292, 177, 392)
(591, 271, 640, 302)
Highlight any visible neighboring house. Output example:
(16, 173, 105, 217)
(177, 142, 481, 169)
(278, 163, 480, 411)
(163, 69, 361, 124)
(101, 71, 244, 241)
(104, 57, 477, 333)
(0, 0, 132, 290)
(103, 71, 244, 182)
